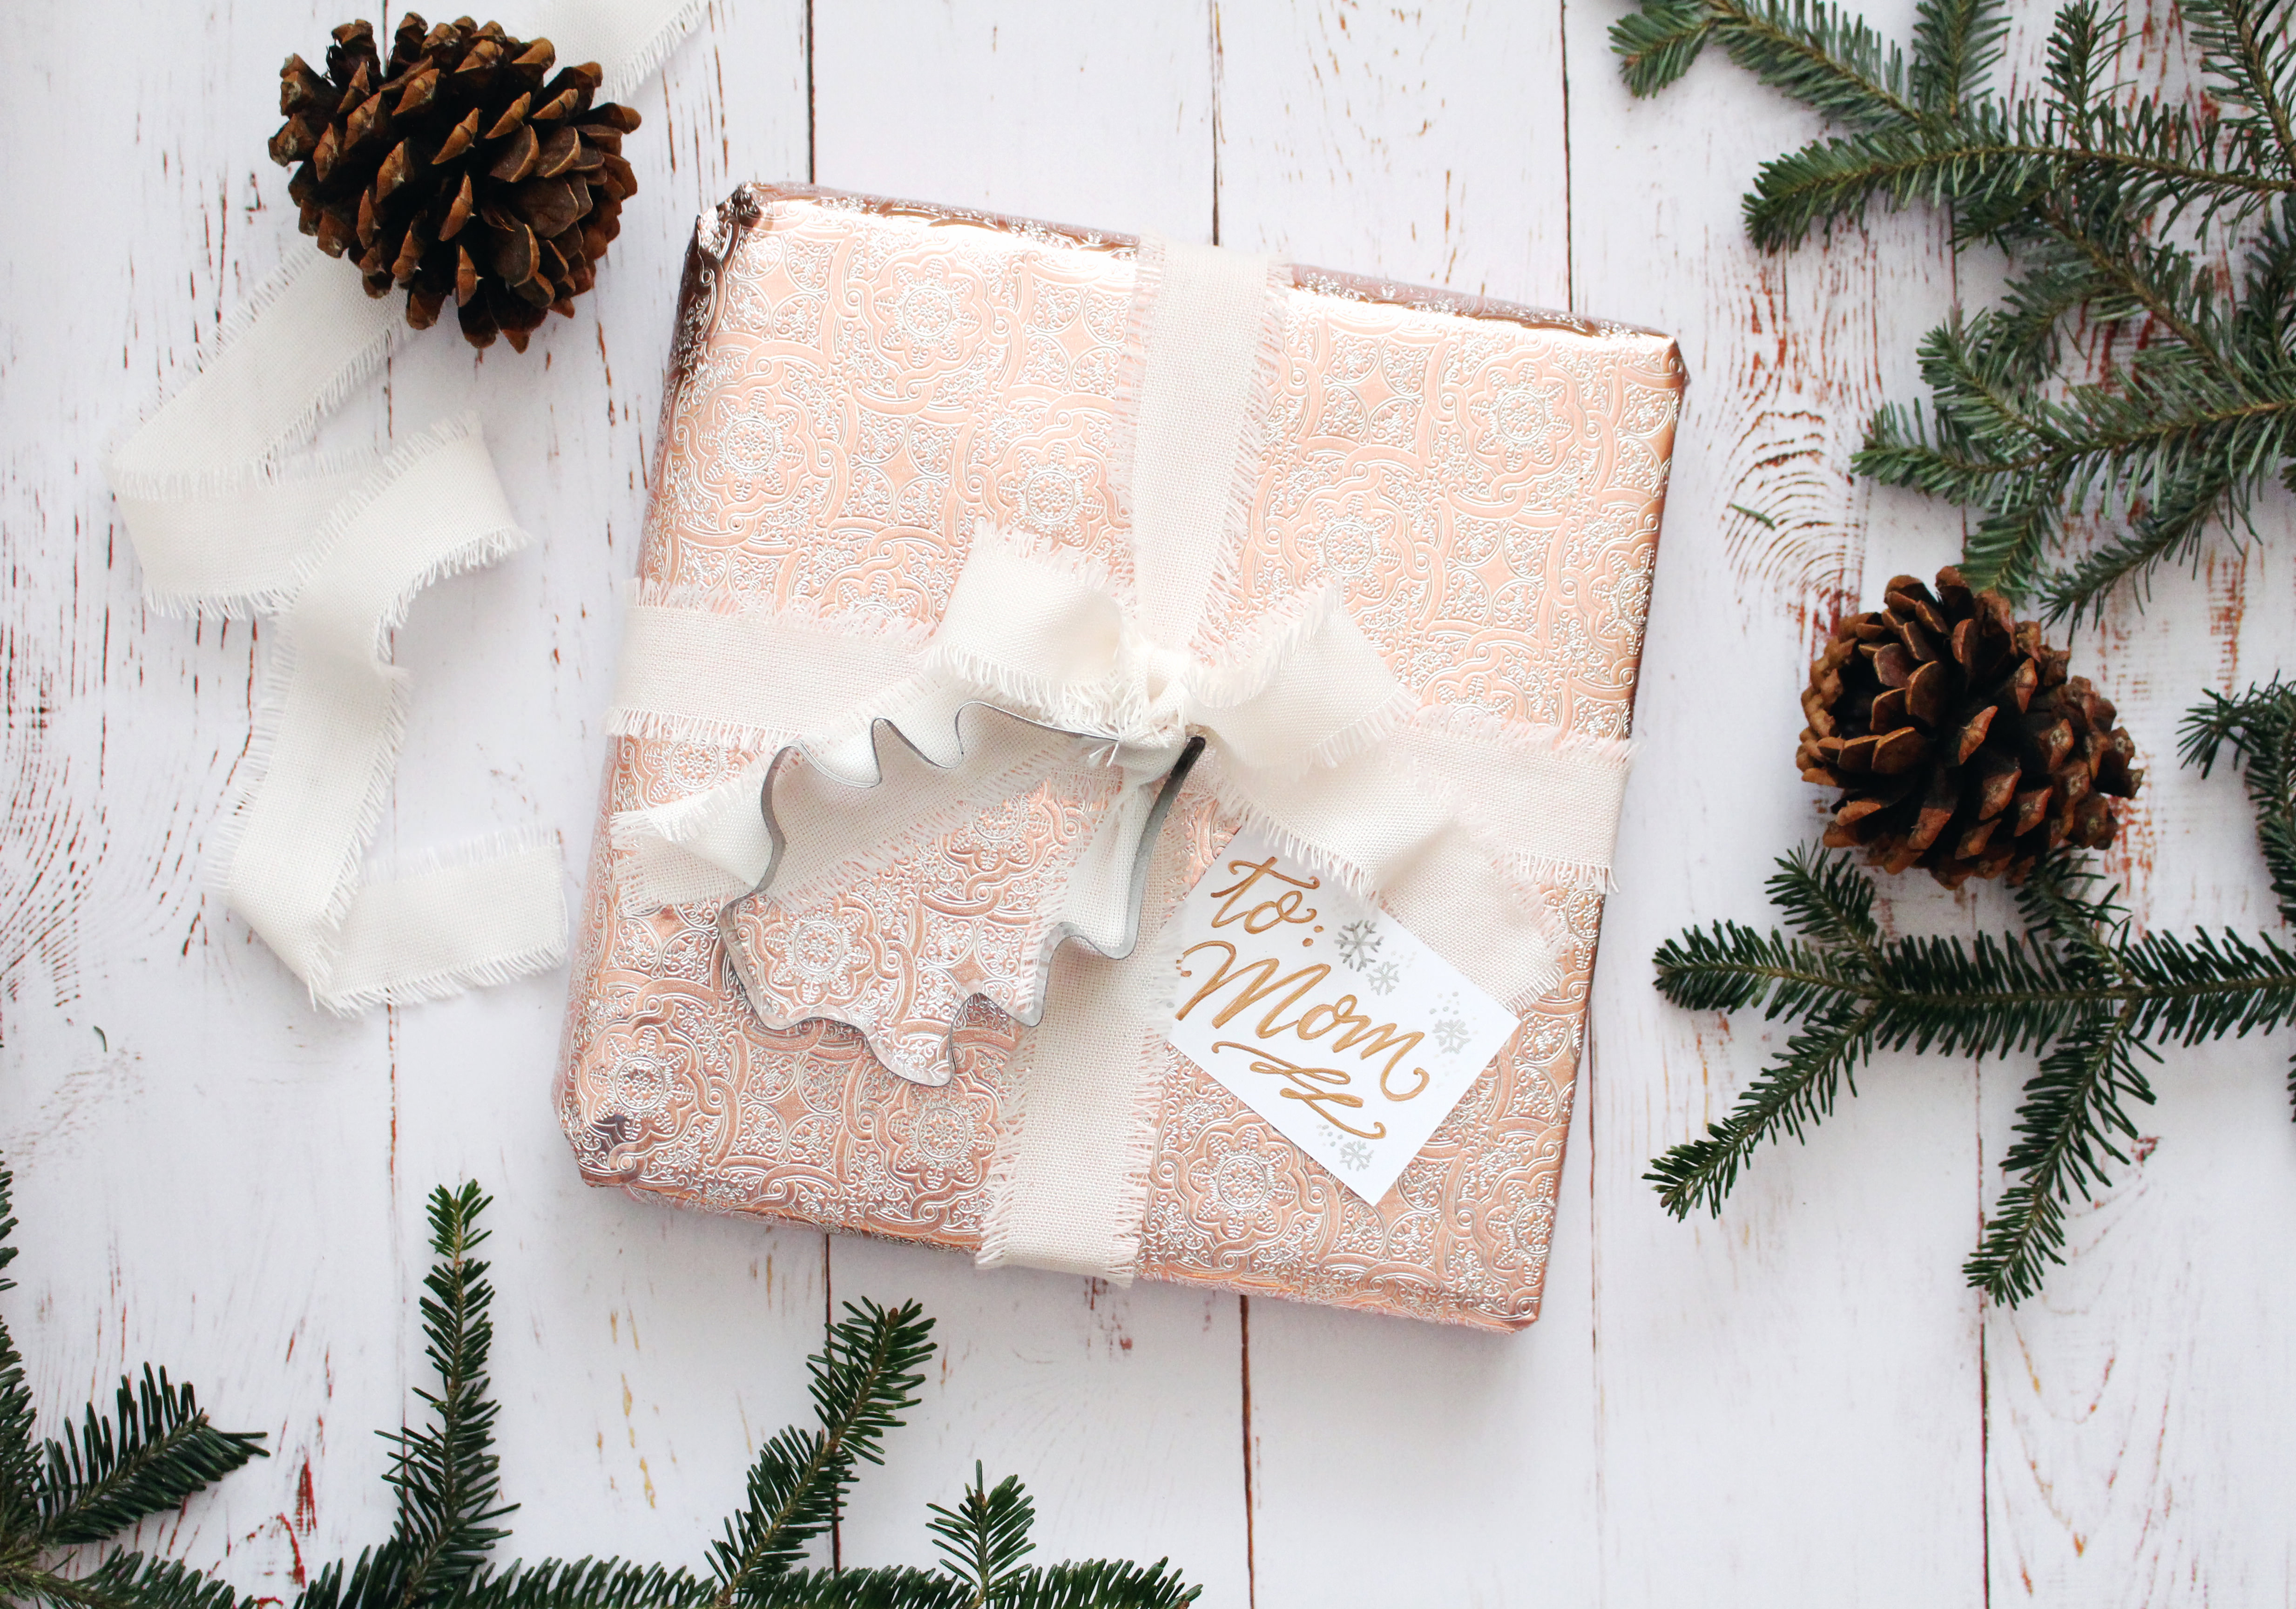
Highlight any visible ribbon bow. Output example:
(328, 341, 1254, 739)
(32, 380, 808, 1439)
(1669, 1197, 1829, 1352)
(607, 529, 1629, 1087)
(603, 233, 1634, 1097)
(918, 540, 1414, 777)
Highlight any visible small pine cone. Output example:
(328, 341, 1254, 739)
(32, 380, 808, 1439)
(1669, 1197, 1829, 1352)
(268, 15, 642, 352)
(1796, 567, 2143, 887)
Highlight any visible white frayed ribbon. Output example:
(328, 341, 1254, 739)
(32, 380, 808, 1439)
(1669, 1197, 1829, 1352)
(611, 534, 1624, 1015)
(103, 0, 702, 1011)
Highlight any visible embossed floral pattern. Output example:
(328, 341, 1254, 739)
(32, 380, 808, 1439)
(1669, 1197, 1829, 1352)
(722, 766, 1118, 1084)
(556, 186, 1682, 1330)
(1183, 1125, 1303, 1237)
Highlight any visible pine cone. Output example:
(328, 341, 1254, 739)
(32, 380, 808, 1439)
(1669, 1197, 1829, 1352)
(1796, 568, 2143, 886)
(268, 15, 642, 352)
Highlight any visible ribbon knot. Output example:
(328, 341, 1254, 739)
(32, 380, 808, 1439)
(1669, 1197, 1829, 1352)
(918, 533, 1415, 784)
(1128, 638, 1198, 748)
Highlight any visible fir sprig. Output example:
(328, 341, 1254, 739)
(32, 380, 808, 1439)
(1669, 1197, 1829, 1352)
(0, 1164, 268, 1609)
(0, 1178, 1200, 1609)
(1613, 0, 2296, 621)
(37, 1368, 267, 1548)
(1651, 690, 2296, 1302)
(2180, 676, 2296, 923)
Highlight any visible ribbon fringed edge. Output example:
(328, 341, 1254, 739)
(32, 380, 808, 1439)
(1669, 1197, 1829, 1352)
(1108, 239, 1292, 649)
(317, 827, 570, 1011)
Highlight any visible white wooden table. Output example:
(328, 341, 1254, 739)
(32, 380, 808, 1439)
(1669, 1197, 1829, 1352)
(7, 2, 2293, 1602)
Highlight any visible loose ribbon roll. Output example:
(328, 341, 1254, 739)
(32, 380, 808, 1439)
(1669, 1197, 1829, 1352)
(105, 0, 707, 1010)
(603, 230, 1635, 1280)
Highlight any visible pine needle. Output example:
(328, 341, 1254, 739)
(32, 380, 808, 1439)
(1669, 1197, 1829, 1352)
(1649, 710, 2296, 1300)
(0, 1169, 1201, 1609)
(1613, 0, 2296, 618)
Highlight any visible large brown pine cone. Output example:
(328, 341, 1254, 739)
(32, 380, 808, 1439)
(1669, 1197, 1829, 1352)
(268, 15, 641, 352)
(1796, 568, 2143, 887)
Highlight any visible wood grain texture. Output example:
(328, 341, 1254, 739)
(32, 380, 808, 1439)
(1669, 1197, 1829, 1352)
(812, 0, 1216, 237)
(1568, 0, 1991, 1599)
(1212, 0, 1570, 305)
(3, 0, 2290, 1603)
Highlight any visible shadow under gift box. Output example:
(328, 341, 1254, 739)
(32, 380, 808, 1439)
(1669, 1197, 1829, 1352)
(557, 184, 1683, 1330)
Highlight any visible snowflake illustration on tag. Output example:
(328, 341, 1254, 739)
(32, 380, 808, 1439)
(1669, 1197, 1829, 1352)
(1337, 1139, 1374, 1172)
(1432, 1015, 1472, 1054)
(1364, 960, 1402, 996)
(1335, 919, 1384, 967)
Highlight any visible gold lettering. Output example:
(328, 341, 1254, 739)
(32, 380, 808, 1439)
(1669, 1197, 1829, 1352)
(1208, 856, 1321, 935)
(1380, 1062, 1430, 1100)
(1209, 1042, 1389, 1140)
(1294, 994, 1371, 1043)
(1330, 1017, 1427, 1095)
(1176, 941, 1332, 1037)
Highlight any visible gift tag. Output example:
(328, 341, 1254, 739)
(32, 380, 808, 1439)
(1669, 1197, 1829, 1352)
(1161, 830, 1521, 1204)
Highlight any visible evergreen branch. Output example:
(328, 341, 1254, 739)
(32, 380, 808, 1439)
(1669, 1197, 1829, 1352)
(0, 1163, 1198, 1609)
(1955, 495, 2063, 601)
(1766, 841, 1883, 953)
(2035, 199, 2228, 373)
(297, 1545, 410, 1609)
(1645, 1001, 1880, 1216)
(2187, 0, 2296, 177)
(717, 1568, 972, 1608)
(1621, 0, 2296, 617)
(2033, 466, 2238, 622)
(1910, 0, 2006, 118)
(707, 1300, 935, 1602)
(36, 1368, 267, 1546)
(2181, 677, 2296, 924)
(384, 1183, 513, 1609)
(980, 1563, 1200, 1609)
(926, 1467, 1036, 1602)
(1858, 315, 2296, 615)
(1743, 123, 2293, 254)
(2111, 927, 2296, 1041)
(1965, 1008, 2153, 1302)
(1652, 843, 2296, 1300)
(1611, 0, 1722, 96)
(2042, 0, 2117, 134)
(2013, 849, 2127, 979)
(1613, 0, 1921, 130)
(0, 1167, 41, 1542)
(1650, 921, 1868, 1016)
(1903, 390, 2296, 485)
(751, 1555, 1195, 1607)
(450, 1562, 716, 1609)
(33, 1551, 250, 1609)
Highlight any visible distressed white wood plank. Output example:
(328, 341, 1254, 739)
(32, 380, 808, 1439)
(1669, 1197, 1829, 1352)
(0, 0, 828, 1583)
(811, 0, 1216, 237)
(1211, 0, 1571, 305)
(382, 0, 842, 1568)
(0, 0, 403, 1588)
(1567, 0, 1992, 1601)
(807, 6, 1250, 1601)
(1206, 6, 1597, 1606)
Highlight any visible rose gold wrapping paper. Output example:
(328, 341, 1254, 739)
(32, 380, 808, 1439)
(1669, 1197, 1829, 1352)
(557, 185, 1683, 1330)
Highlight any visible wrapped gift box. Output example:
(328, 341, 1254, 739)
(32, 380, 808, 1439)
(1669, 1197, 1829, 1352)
(557, 184, 1682, 1329)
